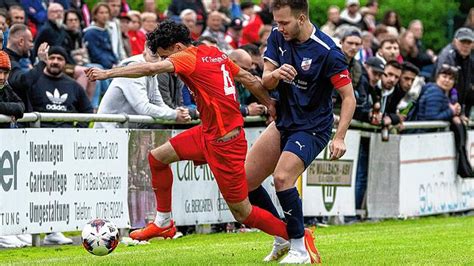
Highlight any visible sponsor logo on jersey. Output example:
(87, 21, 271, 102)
(301, 58, 312, 71)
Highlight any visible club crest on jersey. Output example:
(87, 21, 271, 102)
(301, 58, 312, 71)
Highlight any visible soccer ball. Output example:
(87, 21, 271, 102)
(82, 219, 120, 256)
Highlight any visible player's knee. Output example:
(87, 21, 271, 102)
(273, 172, 290, 191)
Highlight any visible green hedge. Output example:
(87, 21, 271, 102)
(308, 0, 460, 52)
(84, 0, 458, 52)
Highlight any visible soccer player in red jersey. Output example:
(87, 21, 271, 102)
(85, 20, 291, 248)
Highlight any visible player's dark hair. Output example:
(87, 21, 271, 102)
(402, 61, 420, 75)
(271, 0, 309, 16)
(240, 44, 260, 56)
(385, 60, 402, 71)
(147, 20, 191, 52)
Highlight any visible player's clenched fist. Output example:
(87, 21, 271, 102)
(85, 67, 108, 81)
(271, 63, 297, 82)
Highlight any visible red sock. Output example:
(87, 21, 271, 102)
(148, 153, 173, 212)
(243, 206, 288, 240)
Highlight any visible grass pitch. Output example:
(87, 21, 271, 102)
(1, 215, 473, 265)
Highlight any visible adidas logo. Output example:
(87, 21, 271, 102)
(46, 89, 68, 105)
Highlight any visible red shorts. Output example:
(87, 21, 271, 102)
(169, 125, 248, 203)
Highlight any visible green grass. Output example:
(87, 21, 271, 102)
(1, 216, 473, 265)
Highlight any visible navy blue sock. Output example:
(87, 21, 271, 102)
(276, 187, 304, 239)
(248, 185, 281, 219)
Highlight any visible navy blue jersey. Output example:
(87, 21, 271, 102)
(264, 25, 347, 132)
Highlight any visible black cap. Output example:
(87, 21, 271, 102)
(48, 46, 68, 60)
(230, 18, 243, 30)
(365, 57, 385, 73)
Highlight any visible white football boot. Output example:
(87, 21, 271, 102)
(279, 249, 311, 264)
(44, 232, 73, 245)
(263, 238, 291, 262)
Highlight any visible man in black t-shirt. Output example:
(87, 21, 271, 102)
(28, 46, 92, 127)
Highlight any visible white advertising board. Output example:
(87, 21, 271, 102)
(302, 130, 359, 216)
(398, 132, 474, 216)
(0, 129, 130, 236)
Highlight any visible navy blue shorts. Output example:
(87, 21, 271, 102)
(280, 129, 331, 169)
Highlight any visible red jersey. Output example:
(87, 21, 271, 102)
(167, 45, 243, 139)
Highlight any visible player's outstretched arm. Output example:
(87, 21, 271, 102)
(330, 83, 356, 160)
(85, 61, 175, 81)
(234, 68, 276, 120)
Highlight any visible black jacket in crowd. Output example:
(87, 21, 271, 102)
(0, 83, 25, 128)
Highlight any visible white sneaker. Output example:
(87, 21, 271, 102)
(0, 236, 27, 248)
(16, 234, 32, 246)
(263, 240, 291, 262)
(279, 249, 310, 264)
(43, 232, 73, 245)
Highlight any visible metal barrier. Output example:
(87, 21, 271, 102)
(0, 112, 453, 130)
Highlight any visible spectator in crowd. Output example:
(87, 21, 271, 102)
(0, 49, 24, 128)
(69, 0, 91, 28)
(225, 17, 243, 49)
(321, 5, 340, 37)
(435, 27, 473, 117)
(84, 3, 117, 69)
(399, 30, 435, 71)
(5, 5, 28, 52)
(118, 12, 132, 57)
(21, 0, 47, 30)
(5, 24, 47, 112)
(375, 34, 401, 64)
(355, 31, 374, 63)
(381, 10, 403, 36)
(95, 44, 191, 129)
(375, 60, 403, 127)
(258, 24, 272, 46)
(240, 43, 263, 76)
(33, 3, 73, 63)
(228, 48, 266, 117)
(28, 46, 92, 127)
(240, 1, 254, 25)
(360, 7, 376, 33)
(353, 56, 385, 124)
(180, 9, 200, 40)
(201, 10, 231, 53)
(128, 10, 146, 55)
(105, 0, 127, 62)
(371, 24, 387, 51)
(339, 0, 364, 29)
(386, 61, 419, 117)
(167, 0, 207, 25)
(240, 3, 266, 47)
(7, 4, 25, 25)
(64, 9, 89, 66)
(218, 0, 241, 20)
(140, 11, 157, 34)
(412, 65, 460, 122)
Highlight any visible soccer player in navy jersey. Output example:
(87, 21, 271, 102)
(245, 0, 356, 263)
